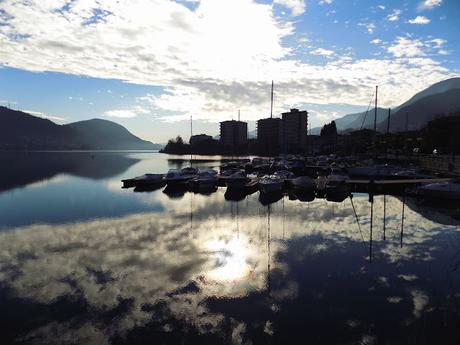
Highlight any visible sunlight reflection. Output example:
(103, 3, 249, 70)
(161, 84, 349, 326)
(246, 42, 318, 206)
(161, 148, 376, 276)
(206, 237, 252, 283)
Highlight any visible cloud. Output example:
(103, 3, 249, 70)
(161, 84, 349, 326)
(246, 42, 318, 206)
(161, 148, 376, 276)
(21, 109, 67, 122)
(370, 39, 382, 45)
(274, 0, 306, 16)
(377, 5, 385, 10)
(103, 106, 150, 118)
(408, 16, 430, 24)
(387, 36, 426, 58)
(418, 0, 442, 11)
(319, 0, 333, 4)
(358, 22, 376, 34)
(387, 9, 402, 21)
(0, 0, 455, 124)
(310, 48, 334, 57)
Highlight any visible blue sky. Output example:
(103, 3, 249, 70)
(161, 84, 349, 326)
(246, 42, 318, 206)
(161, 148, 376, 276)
(0, 0, 459, 143)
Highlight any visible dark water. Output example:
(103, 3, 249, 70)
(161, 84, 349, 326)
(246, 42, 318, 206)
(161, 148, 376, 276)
(1, 151, 460, 344)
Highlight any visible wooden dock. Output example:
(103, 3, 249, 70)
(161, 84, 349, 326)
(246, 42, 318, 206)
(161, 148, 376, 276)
(347, 178, 453, 185)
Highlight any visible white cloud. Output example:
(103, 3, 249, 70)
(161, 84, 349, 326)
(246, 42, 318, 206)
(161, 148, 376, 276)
(22, 109, 66, 122)
(358, 22, 376, 34)
(377, 5, 385, 10)
(310, 48, 334, 57)
(408, 16, 430, 24)
(387, 9, 402, 21)
(103, 106, 150, 118)
(0, 0, 455, 124)
(370, 39, 382, 45)
(418, 0, 442, 11)
(387, 36, 426, 58)
(274, 0, 306, 16)
(319, 0, 333, 4)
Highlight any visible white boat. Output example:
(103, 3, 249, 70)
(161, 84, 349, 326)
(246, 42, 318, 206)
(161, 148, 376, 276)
(225, 171, 249, 190)
(259, 175, 284, 194)
(291, 176, 315, 192)
(164, 169, 196, 186)
(122, 173, 164, 188)
(414, 180, 460, 200)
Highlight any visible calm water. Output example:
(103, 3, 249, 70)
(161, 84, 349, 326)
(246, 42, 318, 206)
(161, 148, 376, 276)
(1, 151, 460, 344)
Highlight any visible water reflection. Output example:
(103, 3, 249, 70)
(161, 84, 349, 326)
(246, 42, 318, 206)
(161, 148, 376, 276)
(0, 191, 459, 344)
(0, 151, 140, 192)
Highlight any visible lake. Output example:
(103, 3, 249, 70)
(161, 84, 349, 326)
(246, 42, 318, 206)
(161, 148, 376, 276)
(1, 151, 460, 344)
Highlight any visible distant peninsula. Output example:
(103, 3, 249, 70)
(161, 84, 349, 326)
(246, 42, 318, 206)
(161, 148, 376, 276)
(0, 106, 163, 150)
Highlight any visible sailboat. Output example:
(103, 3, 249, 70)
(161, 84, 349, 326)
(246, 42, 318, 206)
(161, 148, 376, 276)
(347, 86, 400, 179)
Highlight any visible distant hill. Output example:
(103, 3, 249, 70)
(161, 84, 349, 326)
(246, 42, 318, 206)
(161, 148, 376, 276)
(0, 106, 162, 150)
(377, 88, 460, 132)
(394, 77, 460, 112)
(311, 77, 460, 134)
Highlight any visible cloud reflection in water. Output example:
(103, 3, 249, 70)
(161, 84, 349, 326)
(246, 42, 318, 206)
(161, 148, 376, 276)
(0, 193, 459, 344)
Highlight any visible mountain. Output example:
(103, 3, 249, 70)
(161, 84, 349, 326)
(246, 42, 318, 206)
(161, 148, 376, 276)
(394, 77, 460, 112)
(0, 106, 162, 150)
(311, 77, 460, 134)
(377, 88, 460, 132)
(65, 119, 161, 150)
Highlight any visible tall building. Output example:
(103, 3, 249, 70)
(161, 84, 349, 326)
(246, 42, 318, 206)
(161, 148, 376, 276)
(281, 108, 308, 153)
(257, 118, 282, 155)
(220, 120, 248, 147)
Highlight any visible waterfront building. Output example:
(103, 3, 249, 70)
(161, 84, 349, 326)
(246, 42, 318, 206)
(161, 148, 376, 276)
(219, 120, 248, 147)
(281, 108, 308, 153)
(257, 117, 282, 155)
(190, 134, 212, 146)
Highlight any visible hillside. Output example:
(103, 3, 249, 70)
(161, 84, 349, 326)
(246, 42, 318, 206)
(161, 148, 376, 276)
(65, 119, 160, 150)
(0, 106, 162, 150)
(377, 88, 460, 132)
(311, 77, 460, 134)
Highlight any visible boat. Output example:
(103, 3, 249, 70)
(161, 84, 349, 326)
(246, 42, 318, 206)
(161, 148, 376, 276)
(164, 169, 196, 186)
(189, 170, 217, 191)
(326, 170, 350, 194)
(121, 173, 164, 188)
(291, 176, 315, 193)
(347, 164, 401, 179)
(315, 174, 328, 197)
(225, 171, 250, 190)
(412, 180, 460, 200)
(393, 169, 433, 179)
(181, 166, 199, 175)
(259, 175, 284, 194)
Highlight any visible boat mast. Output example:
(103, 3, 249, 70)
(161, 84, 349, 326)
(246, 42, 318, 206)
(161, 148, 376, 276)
(374, 85, 378, 132)
(190, 114, 193, 165)
(270, 80, 274, 119)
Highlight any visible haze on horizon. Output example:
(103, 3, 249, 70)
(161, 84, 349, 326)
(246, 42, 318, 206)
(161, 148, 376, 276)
(0, 0, 459, 143)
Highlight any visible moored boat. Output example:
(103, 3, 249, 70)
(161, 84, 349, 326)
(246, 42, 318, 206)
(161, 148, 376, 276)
(225, 171, 250, 190)
(122, 173, 164, 188)
(259, 175, 284, 194)
(291, 176, 316, 193)
(164, 169, 196, 186)
(412, 180, 460, 200)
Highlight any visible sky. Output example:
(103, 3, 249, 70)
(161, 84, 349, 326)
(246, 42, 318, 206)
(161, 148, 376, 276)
(0, 0, 459, 143)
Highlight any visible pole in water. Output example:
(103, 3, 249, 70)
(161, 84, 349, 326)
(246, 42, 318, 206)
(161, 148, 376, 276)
(383, 194, 386, 241)
(369, 197, 373, 263)
(400, 196, 405, 248)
